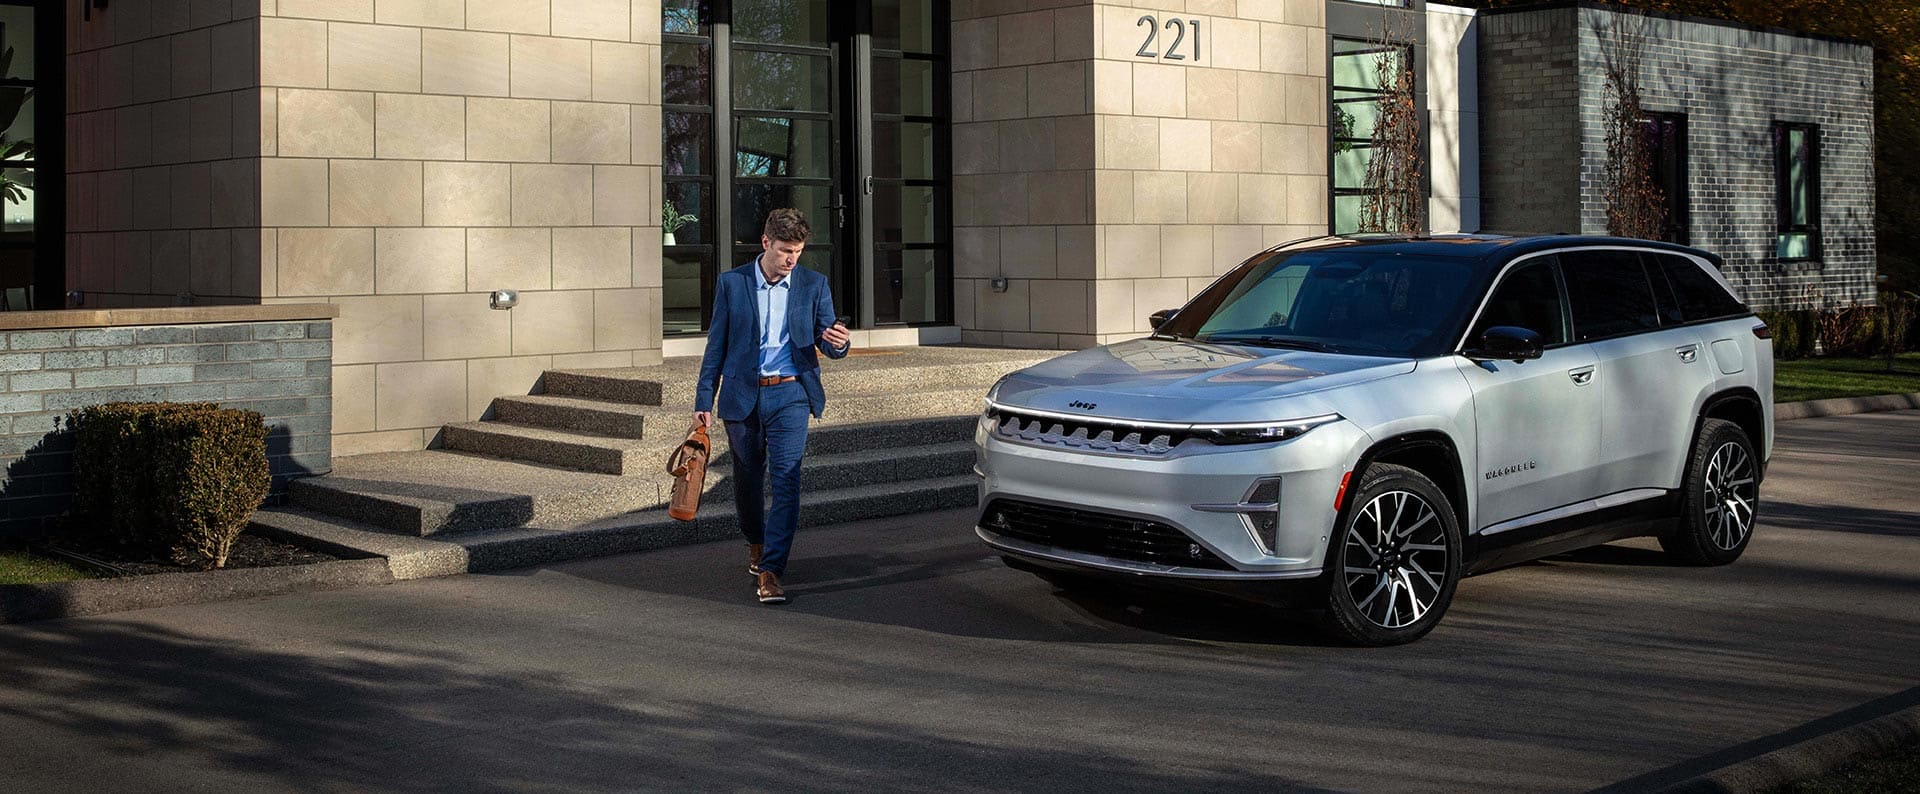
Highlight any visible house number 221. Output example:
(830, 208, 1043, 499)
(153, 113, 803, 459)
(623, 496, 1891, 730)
(1135, 15, 1203, 62)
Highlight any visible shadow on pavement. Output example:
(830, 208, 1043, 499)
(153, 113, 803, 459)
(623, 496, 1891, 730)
(0, 620, 1330, 792)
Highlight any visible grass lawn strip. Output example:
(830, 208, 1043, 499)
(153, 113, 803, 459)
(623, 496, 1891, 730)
(1770, 742, 1920, 793)
(1773, 353, 1920, 404)
(0, 550, 96, 585)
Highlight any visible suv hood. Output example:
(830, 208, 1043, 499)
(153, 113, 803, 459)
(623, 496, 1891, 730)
(994, 338, 1413, 423)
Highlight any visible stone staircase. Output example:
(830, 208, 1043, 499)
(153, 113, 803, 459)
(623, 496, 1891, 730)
(249, 346, 1063, 579)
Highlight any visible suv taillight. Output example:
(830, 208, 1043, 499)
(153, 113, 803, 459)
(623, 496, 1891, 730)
(1752, 322, 1772, 339)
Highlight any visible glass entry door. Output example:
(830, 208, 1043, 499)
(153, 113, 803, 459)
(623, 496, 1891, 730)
(661, 1, 949, 336)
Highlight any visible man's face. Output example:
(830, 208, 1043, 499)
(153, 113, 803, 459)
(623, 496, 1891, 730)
(760, 236, 805, 281)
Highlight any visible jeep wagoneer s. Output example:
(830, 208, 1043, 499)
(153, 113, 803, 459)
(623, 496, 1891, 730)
(975, 235, 1772, 645)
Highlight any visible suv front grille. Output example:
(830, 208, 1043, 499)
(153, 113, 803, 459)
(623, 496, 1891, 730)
(986, 407, 1187, 456)
(981, 498, 1235, 570)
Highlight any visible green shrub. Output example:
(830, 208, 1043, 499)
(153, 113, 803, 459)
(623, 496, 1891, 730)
(69, 402, 270, 569)
(1758, 309, 1817, 360)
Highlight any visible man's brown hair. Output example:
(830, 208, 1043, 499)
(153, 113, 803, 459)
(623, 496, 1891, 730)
(763, 207, 811, 243)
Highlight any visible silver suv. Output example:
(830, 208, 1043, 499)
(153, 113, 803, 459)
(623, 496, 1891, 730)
(975, 235, 1772, 645)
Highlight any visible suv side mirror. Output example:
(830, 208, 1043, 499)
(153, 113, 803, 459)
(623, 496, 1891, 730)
(1148, 308, 1180, 329)
(1468, 326, 1544, 363)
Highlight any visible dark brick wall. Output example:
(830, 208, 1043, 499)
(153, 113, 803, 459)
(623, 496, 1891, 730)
(1572, 6, 1876, 310)
(1478, 10, 1583, 234)
(0, 320, 333, 539)
(1479, 5, 1876, 311)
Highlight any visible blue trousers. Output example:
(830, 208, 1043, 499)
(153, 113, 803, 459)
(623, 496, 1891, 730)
(724, 380, 809, 576)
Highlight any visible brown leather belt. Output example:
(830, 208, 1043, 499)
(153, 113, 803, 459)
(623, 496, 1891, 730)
(757, 375, 797, 387)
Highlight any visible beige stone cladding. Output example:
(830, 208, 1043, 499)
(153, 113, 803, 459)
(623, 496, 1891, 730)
(63, 0, 268, 309)
(72, 1, 668, 458)
(953, 0, 1328, 350)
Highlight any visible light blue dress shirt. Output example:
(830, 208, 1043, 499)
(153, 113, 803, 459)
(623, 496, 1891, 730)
(752, 257, 798, 378)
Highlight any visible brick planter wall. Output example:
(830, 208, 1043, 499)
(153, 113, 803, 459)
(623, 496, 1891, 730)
(0, 306, 336, 540)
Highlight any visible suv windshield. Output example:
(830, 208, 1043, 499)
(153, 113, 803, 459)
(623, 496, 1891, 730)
(1159, 248, 1478, 357)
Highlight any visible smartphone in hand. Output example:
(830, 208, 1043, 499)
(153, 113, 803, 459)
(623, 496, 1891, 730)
(834, 315, 852, 329)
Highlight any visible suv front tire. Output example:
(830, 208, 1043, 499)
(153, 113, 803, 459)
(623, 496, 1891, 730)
(1323, 464, 1464, 646)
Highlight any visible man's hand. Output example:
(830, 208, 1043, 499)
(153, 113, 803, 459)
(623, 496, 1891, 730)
(821, 321, 851, 350)
(693, 411, 712, 428)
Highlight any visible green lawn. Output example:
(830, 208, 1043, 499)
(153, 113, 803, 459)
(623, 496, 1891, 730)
(1771, 743, 1920, 793)
(1773, 353, 1920, 404)
(0, 550, 96, 585)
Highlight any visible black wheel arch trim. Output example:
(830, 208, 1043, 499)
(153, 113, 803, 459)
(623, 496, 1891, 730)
(1347, 432, 1470, 544)
(1695, 387, 1769, 483)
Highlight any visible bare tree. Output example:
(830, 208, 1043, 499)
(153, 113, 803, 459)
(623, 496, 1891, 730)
(1359, 14, 1425, 236)
(1595, 13, 1667, 239)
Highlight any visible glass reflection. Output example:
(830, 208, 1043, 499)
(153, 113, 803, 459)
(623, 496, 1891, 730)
(733, 51, 831, 111)
(874, 249, 938, 324)
(873, 121, 934, 180)
(663, 250, 707, 335)
(874, 184, 935, 244)
(732, 0, 830, 46)
(874, 0, 934, 53)
(872, 57, 934, 117)
(662, 182, 712, 246)
(663, 42, 712, 106)
(665, 112, 711, 176)
(734, 117, 831, 178)
(733, 183, 833, 246)
(0, 6, 34, 80)
(662, 0, 710, 36)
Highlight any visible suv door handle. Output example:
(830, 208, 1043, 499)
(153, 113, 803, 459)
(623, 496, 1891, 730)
(1675, 344, 1699, 363)
(1569, 366, 1595, 386)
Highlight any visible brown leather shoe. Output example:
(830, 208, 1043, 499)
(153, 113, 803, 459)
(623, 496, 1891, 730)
(747, 543, 764, 576)
(755, 571, 787, 604)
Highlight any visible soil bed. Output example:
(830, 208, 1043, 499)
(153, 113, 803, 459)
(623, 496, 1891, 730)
(44, 531, 338, 577)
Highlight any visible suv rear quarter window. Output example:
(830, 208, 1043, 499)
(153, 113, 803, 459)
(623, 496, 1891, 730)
(1561, 249, 1660, 340)
(1651, 253, 1749, 322)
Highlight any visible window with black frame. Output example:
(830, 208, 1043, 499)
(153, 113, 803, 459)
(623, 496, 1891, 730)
(1773, 121, 1821, 263)
(662, 0, 718, 335)
(1330, 38, 1414, 235)
(0, 1, 44, 310)
(1645, 112, 1688, 244)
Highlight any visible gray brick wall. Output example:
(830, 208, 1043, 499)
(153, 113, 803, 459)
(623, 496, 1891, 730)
(0, 320, 334, 539)
(1478, 10, 1583, 234)
(1574, 6, 1875, 310)
(1481, 5, 1876, 311)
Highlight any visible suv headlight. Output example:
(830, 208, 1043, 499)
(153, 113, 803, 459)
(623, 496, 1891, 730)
(1196, 414, 1342, 445)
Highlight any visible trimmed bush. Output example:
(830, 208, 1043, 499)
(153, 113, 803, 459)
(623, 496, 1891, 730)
(1758, 309, 1817, 360)
(69, 402, 270, 569)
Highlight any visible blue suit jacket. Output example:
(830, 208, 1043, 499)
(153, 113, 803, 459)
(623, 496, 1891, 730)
(695, 261, 849, 421)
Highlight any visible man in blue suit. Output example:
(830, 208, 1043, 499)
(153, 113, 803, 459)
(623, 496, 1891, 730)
(694, 208, 851, 604)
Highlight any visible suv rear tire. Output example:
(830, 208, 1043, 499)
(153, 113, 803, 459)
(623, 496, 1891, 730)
(1661, 418, 1759, 566)
(1322, 464, 1463, 646)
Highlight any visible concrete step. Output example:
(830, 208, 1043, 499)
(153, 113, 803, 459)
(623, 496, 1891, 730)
(253, 473, 981, 580)
(542, 369, 664, 405)
(441, 421, 647, 475)
(290, 442, 974, 536)
(445, 387, 987, 474)
(491, 394, 649, 438)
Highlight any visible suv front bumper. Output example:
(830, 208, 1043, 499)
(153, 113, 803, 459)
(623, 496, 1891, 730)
(973, 415, 1369, 578)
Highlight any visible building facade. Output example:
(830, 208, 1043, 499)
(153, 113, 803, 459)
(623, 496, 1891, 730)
(18, 0, 1876, 456)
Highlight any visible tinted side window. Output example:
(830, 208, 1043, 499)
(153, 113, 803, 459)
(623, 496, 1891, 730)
(1562, 250, 1659, 340)
(1645, 254, 1685, 326)
(1471, 257, 1569, 346)
(1654, 253, 1748, 321)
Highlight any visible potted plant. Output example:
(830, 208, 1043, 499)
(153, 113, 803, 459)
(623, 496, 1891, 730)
(662, 201, 697, 246)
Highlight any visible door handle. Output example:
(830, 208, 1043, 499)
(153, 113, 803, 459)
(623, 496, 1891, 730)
(1569, 366, 1595, 386)
(1675, 345, 1699, 363)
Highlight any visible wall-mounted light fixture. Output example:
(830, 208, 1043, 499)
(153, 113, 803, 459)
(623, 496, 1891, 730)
(65, 290, 83, 307)
(990, 277, 1008, 293)
(490, 289, 518, 309)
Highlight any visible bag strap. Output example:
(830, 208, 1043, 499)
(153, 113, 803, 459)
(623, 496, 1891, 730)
(665, 426, 710, 476)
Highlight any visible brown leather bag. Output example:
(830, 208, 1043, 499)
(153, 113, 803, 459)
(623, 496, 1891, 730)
(666, 423, 711, 522)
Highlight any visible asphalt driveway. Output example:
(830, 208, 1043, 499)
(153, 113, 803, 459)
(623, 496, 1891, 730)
(2, 411, 1916, 792)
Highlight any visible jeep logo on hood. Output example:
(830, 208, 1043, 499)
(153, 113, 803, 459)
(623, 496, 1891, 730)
(1067, 400, 1097, 411)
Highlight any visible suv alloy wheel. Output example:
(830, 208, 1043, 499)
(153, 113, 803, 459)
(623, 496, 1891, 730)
(1323, 464, 1464, 646)
(1661, 418, 1759, 565)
